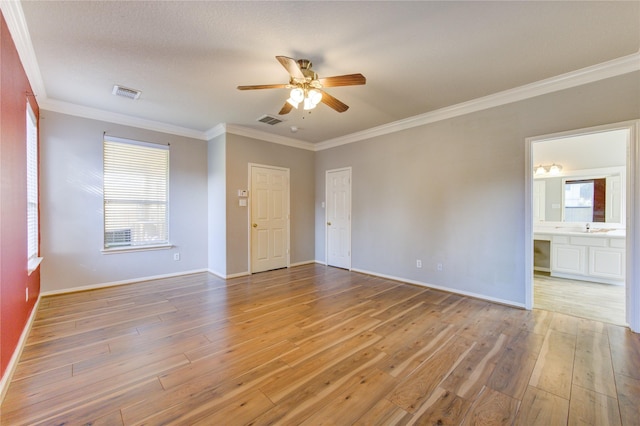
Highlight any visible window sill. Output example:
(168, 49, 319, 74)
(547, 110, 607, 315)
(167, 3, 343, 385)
(101, 244, 173, 254)
(28, 257, 43, 275)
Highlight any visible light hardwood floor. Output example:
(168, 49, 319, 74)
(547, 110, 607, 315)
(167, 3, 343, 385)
(534, 273, 626, 326)
(2, 264, 639, 425)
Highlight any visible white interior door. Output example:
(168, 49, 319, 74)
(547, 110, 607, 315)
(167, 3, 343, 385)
(326, 168, 351, 269)
(250, 165, 289, 273)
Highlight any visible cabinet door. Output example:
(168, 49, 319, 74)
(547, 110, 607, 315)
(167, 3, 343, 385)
(589, 247, 625, 281)
(552, 244, 586, 275)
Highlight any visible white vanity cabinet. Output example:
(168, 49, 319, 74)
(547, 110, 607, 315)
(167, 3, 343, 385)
(589, 239, 625, 281)
(551, 237, 587, 276)
(549, 234, 625, 284)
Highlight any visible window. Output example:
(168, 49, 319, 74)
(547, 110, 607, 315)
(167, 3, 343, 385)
(564, 178, 606, 222)
(26, 103, 39, 267)
(103, 136, 169, 250)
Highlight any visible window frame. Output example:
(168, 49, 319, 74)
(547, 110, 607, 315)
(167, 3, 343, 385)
(102, 135, 171, 253)
(26, 101, 42, 273)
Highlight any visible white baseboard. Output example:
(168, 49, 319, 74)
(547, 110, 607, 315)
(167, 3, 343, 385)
(209, 261, 317, 279)
(41, 269, 210, 296)
(350, 267, 525, 309)
(226, 271, 250, 279)
(289, 260, 317, 268)
(1, 296, 41, 403)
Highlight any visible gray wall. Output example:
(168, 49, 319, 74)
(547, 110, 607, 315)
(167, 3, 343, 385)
(207, 133, 226, 276)
(40, 111, 209, 292)
(315, 71, 640, 305)
(225, 133, 315, 275)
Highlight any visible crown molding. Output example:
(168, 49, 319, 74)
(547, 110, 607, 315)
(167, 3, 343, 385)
(315, 52, 640, 151)
(205, 123, 226, 140)
(0, 0, 46, 97)
(40, 98, 208, 140)
(222, 124, 316, 151)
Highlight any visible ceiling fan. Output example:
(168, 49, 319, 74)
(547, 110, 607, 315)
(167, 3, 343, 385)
(237, 56, 366, 115)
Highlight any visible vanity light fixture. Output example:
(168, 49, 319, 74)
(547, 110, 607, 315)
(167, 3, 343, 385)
(549, 163, 563, 175)
(534, 163, 563, 176)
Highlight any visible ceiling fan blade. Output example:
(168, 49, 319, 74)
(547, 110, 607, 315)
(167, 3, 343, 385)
(320, 91, 349, 113)
(237, 84, 288, 90)
(318, 74, 366, 87)
(276, 56, 305, 80)
(279, 102, 293, 115)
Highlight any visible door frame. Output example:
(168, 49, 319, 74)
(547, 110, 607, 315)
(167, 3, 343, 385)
(524, 120, 640, 332)
(247, 163, 290, 274)
(325, 167, 352, 270)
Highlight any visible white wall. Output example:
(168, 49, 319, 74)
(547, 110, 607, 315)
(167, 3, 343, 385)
(315, 71, 640, 306)
(40, 111, 209, 292)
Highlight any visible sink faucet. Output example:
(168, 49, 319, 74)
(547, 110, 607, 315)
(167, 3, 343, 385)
(586, 223, 590, 233)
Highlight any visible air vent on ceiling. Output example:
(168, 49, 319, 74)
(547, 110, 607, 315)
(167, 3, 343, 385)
(257, 114, 283, 126)
(112, 85, 142, 100)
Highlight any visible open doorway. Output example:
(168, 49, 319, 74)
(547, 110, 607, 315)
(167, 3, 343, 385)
(525, 121, 639, 331)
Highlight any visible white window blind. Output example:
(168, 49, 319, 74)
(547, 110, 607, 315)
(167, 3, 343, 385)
(103, 137, 169, 249)
(26, 104, 38, 261)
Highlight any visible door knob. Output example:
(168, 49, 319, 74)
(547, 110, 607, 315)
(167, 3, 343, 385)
(327, 222, 332, 226)
(252, 223, 258, 228)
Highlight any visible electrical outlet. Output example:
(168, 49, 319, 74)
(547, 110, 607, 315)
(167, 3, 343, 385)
(173, 253, 180, 261)
(416, 259, 422, 268)
(437, 263, 443, 271)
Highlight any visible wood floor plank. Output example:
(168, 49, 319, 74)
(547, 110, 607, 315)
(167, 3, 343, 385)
(615, 373, 640, 426)
(528, 329, 576, 399)
(406, 386, 472, 426)
(190, 389, 274, 425)
(515, 386, 569, 425)
(258, 332, 382, 403)
(158, 339, 297, 390)
(251, 350, 388, 425)
(486, 330, 544, 400)
(353, 398, 411, 425)
(607, 324, 640, 380)
(568, 385, 622, 426)
(298, 368, 397, 426)
(572, 329, 617, 397)
(126, 359, 288, 425)
(11, 342, 110, 381)
(376, 322, 456, 378)
(460, 386, 519, 426)
(388, 335, 475, 413)
(440, 333, 507, 400)
(2, 265, 639, 425)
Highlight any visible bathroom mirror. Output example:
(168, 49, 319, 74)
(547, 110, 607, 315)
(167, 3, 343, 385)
(533, 167, 624, 224)
(532, 128, 628, 226)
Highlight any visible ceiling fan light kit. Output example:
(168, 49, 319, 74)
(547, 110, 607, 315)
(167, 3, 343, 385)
(238, 56, 366, 115)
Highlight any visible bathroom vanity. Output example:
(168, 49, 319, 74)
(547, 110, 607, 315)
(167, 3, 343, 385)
(534, 228, 625, 285)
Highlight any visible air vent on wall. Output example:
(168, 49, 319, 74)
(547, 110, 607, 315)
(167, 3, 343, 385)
(257, 114, 283, 126)
(112, 85, 142, 100)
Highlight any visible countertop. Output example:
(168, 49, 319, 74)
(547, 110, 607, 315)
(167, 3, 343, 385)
(534, 227, 626, 238)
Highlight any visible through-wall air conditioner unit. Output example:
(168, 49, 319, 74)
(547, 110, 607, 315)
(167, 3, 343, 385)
(105, 229, 132, 246)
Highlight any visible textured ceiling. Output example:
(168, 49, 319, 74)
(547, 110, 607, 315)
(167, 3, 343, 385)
(15, 1, 640, 143)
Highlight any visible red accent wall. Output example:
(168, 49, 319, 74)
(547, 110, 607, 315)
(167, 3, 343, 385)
(0, 12, 40, 380)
